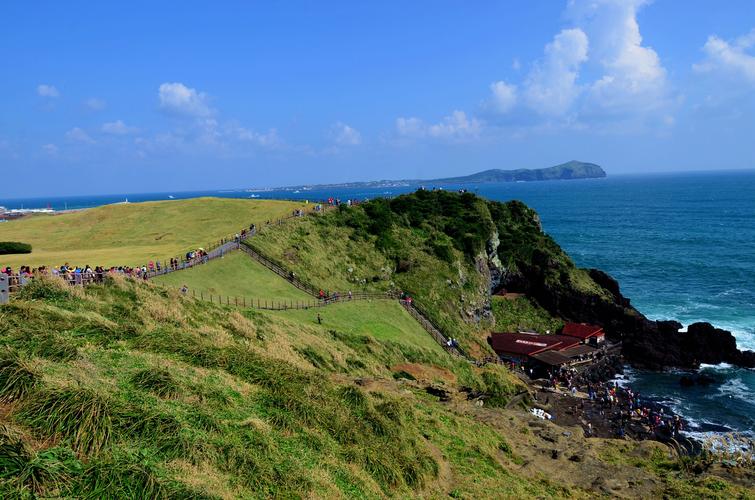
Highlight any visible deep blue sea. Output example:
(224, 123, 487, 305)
(2, 170, 754, 436)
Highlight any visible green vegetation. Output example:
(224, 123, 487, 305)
(0, 192, 748, 497)
(431, 160, 606, 184)
(0, 241, 32, 255)
(0, 197, 303, 268)
(0, 277, 535, 497)
(263, 300, 446, 353)
(491, 296, 564, 333)
(153, 251, 311, 303)
(248, 189, 610, 355)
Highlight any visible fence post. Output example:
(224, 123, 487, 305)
(0, 275, 9, 305)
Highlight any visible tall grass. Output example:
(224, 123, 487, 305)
(0, 425, 79, 495)
(18, 388, 114, 456)
(130, 368, 179, 399)
(0, 349, 37, 403)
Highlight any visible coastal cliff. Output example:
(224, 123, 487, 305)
(488, 199, 755, 370)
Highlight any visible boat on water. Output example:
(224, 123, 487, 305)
(248, 194, 260, 198)
(168, 195, 175, 199)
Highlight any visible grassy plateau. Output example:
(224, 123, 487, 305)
(0, 197, 303, 269)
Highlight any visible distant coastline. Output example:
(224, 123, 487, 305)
(262, 160, 606, 192)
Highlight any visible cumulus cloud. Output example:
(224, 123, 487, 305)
(396, 111, 481, 141)
(85, 97, 106, 110)
(65, 127, 95, 143)
(523, 28, 588, 116)
(694, 29, 755, 83)
(158, 82, 213, 117)
(481, 0, 672, 128)
(330, 122, 362, 146)
(102, 120, 139, 135)
(489, 81, 518, 113)
(568, 0, 669, 117)
(37, 84, 59, 98)
(42, 143, 58, 154)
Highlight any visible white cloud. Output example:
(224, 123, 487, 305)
(85, 97, 106, 110)
(65, 127, 95, 144)
(330, 122, 362, 146)
(694, 29, 755, 83)
(396, 111, 481, 141)
(42, 143, 58, 154)
(523, 28, 588, 116)
(37, 84, 59, 98)
(235, 126, 281, 148)
(396, 117, 425, 137)
(102, 120, 139, 135)
(158, 82, 212, 117)
(489, 81, 518, 113)
(568, 0, 669, 117)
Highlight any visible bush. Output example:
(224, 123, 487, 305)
(0, 242, 31, 255)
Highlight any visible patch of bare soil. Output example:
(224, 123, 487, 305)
(391, 363, 457, 385)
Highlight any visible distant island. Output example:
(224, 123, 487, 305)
(266, 160, 606, 192)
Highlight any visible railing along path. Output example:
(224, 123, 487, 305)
(1, 202, 464, 358)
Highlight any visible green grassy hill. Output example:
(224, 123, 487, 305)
(263, 300, 446, 353)
(152, 251, 312, 303)
(0, 277, 745, 498)
(490, 296, 564, 334)
(0, 198, 304, 269)
(246, 191, 609, 356)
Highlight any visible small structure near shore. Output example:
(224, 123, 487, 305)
(488, 328, 602, 370)
(560, 322, 605, 346)
(488, 332, 580, 363)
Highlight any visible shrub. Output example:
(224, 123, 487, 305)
(0, 242, 31, 255)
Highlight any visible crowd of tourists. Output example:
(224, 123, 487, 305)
(538, 366, 686, 441)
(1, 224, 259, 290)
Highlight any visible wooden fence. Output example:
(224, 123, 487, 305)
(239, 243, 395, 302)
(0, 201, 475, 363)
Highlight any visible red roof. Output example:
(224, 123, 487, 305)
(488, 333, 581, 356)
(561, 323, 604, 340)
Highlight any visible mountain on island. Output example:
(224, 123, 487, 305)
(429, 160, 606, 184)
(270, 160, 606, 191)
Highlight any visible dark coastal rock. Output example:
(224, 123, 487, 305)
(499, 260, 755, 371)
(680, 372, 716, 387)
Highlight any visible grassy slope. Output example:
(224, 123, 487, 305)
(153, 247, 442, 353)
(262, 300, 446, 354)
(0, 278, 747, 498)
(491, 296, 564, 334)
(152, 251, 312, 303)
(248, 216, 494, 356)
(0, 197, 304, 269)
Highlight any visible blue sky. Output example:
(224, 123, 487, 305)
(1, 1, 755, 197)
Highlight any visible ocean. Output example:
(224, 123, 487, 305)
(2, 170, 754, 436)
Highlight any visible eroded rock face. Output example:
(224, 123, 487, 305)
(498, 260, 755, 370)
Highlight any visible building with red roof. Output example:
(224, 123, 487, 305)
(488, 333, 581, 363)
(561, 323, 605, 346)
